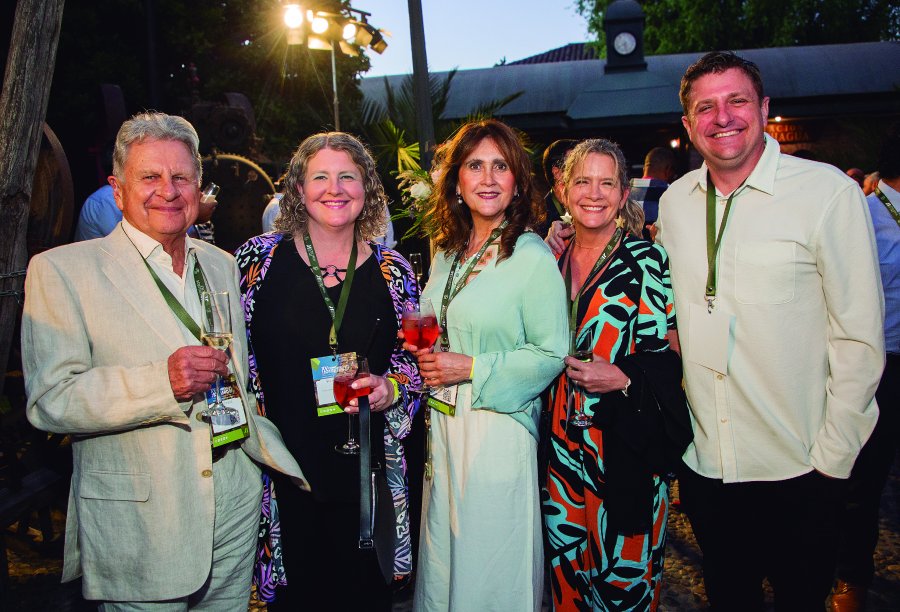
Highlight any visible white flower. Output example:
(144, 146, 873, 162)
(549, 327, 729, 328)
(560, 211, 573, 224)
(409, 181, 432, 200)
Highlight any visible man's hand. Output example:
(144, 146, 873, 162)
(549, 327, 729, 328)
(565, 354, 629, 394)
(168, 346, 229, 401)
(545, 220, 575, 256)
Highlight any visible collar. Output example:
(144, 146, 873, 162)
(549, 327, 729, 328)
(121, 218, 195, 264)
(691, 133, 779, 198)
(878, 179, 900, 202)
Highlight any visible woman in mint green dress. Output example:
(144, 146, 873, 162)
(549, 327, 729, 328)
(407, 119, 568, 611)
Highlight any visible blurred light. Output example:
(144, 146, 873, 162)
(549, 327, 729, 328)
(307, 35, 331, 50)
(311, 15, 329, 34)
(242, 39, 251, 46)
(283, 4, 304, 29)
(342, 23, 357, 41)
(669, 138, 680, 149)
(774, 116, 783, 122)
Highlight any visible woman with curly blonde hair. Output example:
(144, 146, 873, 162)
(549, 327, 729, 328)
(235, 132, 422, 609)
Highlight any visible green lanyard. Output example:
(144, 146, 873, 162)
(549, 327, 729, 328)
(705, 172, 744, 312)
(874, 186, 900, 227)
(439, 221, 508, 350)
(563, 227, 623, 352)
(126, 227, 209, 342)
(303, 232, 358, 353)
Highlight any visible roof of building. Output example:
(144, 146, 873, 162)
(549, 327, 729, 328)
(360, 41, 900, 131)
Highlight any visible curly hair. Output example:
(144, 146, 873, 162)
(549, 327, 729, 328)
(680, 51, 765, 115)
(430, 119, 543, 261)
(274, 132, 388, 240)
(562, 139, 644, 237)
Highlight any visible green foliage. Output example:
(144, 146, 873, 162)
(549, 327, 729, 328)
(576, 0, 900, 55)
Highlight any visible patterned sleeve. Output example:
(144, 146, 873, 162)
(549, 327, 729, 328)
(372, 243, 423, 441)
(634, 242, 675, 352)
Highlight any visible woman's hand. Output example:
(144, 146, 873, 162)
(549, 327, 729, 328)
(417, 351, 473, 387)
(564, 354, 630, 395)
(345, 374, 396, 414)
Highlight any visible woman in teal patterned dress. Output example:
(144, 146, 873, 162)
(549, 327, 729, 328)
(541, 139, 691, 611)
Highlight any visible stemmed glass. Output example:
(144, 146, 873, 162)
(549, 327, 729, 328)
(401, 298, 438, 391)
(568, 331, 594, 428)
(200, 290, 239, 426)
(333, 355, 371, 455)
(409, 252, 424, 287)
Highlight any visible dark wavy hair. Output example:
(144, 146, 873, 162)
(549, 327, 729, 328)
(680, 51, 765, 115)
(430, 119, 543, 261)
(275, 132, 387, 240)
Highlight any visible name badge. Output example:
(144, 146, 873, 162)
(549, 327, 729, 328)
(427, 385, 458, 416)
(311, 353, 345, 416)
(686, 302, 735, 375)
(206, 373, 250, 448)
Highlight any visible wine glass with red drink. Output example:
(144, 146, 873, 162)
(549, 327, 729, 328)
(333, 355, 371, 455)
(402, 298, 438, 391)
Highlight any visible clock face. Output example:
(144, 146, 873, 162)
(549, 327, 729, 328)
(613, 31, 637, 56)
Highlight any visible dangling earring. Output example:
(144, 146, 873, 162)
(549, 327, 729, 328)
(514, 189, 519, 199)
(615, 215, 626, 229)
(457, 192, 463, 205)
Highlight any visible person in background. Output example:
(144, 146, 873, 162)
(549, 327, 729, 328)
(234, 132, 420, 610)
(657, 51, 884, 611)
(409, 119, 568, 611)
(542, 138, 691, 611)
(864, 171, 881, 196)
(22, 111, 307, 609)
(536, 139, 578, 237)
(846, 167, 866, 189)
(831, 125, 900, 612)
(630, 146, 676, 241)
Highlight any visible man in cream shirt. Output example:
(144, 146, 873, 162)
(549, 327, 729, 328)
(656, 52, 884, 611)
(22, 112, 307, 610)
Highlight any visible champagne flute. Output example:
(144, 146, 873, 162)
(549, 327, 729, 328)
(568, 332, 594, 429)
(409, 252, 424, 287)
(333, 355, 371, 455)
(200, 290, 239, 426)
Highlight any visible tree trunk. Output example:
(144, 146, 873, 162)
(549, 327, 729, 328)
(0, 0, 66, 398)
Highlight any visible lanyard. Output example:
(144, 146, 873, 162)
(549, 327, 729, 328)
(874, 187, 900, 227)
(124, 227, 209, 342)
(705, 172, 744, 312)
(563, 227, 623, 351)
(303, 232, 358, 353)
(438, 221, 508, 350)
(550, 193, 566, 217)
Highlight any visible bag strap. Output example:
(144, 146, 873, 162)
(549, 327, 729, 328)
(359, 394, 374, 550)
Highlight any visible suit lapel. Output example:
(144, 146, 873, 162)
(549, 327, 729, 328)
(99, 226, 191, 353)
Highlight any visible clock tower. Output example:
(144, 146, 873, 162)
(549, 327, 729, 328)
(604, 0, 647, 73)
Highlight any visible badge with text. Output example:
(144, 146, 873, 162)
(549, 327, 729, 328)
(311, 353, 351, 416)
(205, 373, 250, 448)
(686, 302, 735, 375)
(427, 384, 458, 417)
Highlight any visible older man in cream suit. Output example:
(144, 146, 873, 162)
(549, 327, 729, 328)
(22, 112, 307, 610)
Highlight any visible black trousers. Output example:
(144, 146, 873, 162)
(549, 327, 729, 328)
(679, 466, 845, 612)
(835, 352, 900, 586)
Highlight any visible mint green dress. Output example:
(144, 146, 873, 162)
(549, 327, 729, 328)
(413, 232, 568, 611)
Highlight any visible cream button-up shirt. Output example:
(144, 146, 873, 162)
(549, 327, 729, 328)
(657, 134, 885, 482)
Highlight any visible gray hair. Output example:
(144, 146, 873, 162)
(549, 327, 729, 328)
(275, 132, 387, 240)
(562, 138, 644, 237)
(112, 112, 202, 183)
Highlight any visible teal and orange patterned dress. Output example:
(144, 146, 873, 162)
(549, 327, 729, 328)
(541, 235, 676, 611)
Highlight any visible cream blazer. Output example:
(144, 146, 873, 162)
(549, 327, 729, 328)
(21, 226, 308, 602)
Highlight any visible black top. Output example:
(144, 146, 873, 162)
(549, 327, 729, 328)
(251, 240, 398, 503)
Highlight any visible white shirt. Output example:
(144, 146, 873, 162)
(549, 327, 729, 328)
(657, 134, 884, 482)
(121, 219, 202, 346)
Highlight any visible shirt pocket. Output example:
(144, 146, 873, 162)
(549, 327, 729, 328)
(79, 470, 151, 502)
(734, 241, 796, 305)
